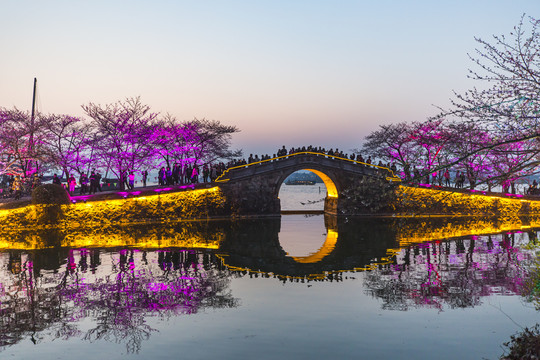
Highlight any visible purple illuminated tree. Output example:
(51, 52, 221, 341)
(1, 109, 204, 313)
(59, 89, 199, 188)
(82, 97, 159, 187)
(151, 114, 199, 169)
(364, 15, 540, 190)
(362, 120, 451, 182)
(0, 107, 46, 177)
(186, 118, 242, 165)
(40, 114, 97, 178)
(362, 122, 417, 170)
(438, 15, 540, 175)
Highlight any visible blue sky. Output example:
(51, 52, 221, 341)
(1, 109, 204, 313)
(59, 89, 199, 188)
(1, 0, 538, 157)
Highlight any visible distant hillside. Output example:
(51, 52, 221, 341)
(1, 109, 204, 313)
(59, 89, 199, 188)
(283, 171, 323, 183)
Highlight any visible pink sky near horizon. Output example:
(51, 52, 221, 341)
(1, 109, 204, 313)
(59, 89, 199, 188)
(1, 1, 538, 157)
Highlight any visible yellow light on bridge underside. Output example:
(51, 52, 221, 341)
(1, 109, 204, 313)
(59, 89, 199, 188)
(304, 169, 338, 198)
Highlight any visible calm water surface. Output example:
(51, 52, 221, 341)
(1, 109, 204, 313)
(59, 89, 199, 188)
(1, 191, 540, 359)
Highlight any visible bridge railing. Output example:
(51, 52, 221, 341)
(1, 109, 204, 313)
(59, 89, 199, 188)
(215, 151, 401, 183)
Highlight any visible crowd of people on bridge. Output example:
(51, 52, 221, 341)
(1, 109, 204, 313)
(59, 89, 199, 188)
(0, 145, 400, 200)
(9, 144, 535, 199)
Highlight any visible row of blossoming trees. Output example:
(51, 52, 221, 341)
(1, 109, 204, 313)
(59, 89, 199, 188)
(361, 15, 540, 192)
(0, 97, 240, 181)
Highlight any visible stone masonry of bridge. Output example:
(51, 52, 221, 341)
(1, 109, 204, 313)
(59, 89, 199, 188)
(216, 152, 400, 216)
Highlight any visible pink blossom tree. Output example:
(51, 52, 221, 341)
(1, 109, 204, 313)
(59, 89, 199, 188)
(82, 97, 159, 188)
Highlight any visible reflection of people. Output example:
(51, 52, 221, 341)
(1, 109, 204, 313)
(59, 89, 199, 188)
(8, 252, 22, 274)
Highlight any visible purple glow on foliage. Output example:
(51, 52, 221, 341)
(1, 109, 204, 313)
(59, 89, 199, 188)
(154, 188, 172, 192)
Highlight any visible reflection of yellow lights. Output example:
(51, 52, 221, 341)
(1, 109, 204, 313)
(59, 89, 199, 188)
(395, 216, 540, 247)
(0, 238, 51, 251)
(0, 224, 223, 250)
(61, 229, 222, 249)
(215, 151, 400, 183)
(292, 229, 338, 263)
(304, 169, 338, 198)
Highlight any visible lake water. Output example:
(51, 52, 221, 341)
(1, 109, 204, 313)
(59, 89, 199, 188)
(279, 183, 326, 210)
(1, 186, 540, 359)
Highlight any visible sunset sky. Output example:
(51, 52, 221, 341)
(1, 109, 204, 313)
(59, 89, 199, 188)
(1, 1, 537, 157)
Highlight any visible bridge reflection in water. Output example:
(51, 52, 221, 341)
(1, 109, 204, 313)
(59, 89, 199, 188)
(0, 215, 537, 351)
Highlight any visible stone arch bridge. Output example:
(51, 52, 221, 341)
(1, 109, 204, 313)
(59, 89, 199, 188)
(216, 152, 400, 215)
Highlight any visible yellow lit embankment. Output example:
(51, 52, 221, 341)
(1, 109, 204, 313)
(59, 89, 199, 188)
(0, 235, 51, 251)
(394, 185, 540, 216)
(62, 186, 226, 228)
(0, 187, 226, 232)
(0, 187, 227, 250)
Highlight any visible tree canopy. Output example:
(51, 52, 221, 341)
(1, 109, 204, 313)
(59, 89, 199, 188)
(0, 97, 241, 180)
(362, 15, 540, 191)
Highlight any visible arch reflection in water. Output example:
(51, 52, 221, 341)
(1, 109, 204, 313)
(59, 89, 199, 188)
(0, 216, 538, 353)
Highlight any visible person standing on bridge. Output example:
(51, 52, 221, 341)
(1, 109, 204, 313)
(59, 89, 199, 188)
(142, 170, 148, 187)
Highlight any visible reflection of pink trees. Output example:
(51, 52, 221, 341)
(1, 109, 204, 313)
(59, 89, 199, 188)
(364, 233, 534, 311)
(0, 249, 238, 353)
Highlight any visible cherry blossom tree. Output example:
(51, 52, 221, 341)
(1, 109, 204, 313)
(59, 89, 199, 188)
(82, 97, 159, 186)
(186, 118, 241, 165)
(40, 114, 97, 178)
(0, 107, 47, 178)
(364, 15, 540, 191)
(151, 114, 199, 169)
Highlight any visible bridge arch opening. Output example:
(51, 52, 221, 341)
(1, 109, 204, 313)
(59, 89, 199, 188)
(278, 169, 338, 212)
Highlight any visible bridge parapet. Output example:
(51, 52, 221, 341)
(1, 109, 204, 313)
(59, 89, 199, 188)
(216, 152, 399, 182)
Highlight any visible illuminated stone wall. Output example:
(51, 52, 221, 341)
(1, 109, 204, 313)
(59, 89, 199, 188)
(3, 184, 540, 232)
(0, 187, 227, 231)
(393, 185, 540, 216)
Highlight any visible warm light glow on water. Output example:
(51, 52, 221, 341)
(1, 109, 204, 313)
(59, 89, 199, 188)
(1, 213, 540, 360)
(278, 215, 333, 259)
